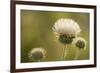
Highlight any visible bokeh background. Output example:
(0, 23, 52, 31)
(21, 10, 89, 63)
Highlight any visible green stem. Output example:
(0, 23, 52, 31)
(74, 49, 80, 60)
(62, 45, 67, 60)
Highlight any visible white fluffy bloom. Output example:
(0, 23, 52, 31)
(28, 48, 46, 61)
(53, 18, 81, 37)
(72, 37, 87, 50)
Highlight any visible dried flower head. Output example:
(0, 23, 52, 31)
(53, 18, 81, 44)
(73, 37, 87, 50)
(28, 48, 46, 61)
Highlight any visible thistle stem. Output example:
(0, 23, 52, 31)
(74, 49, 80, 60)
(62, 45, 67, 60)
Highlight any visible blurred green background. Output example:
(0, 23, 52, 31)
(21, 10, 90, 63)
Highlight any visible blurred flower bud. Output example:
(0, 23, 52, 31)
(28, 48, 46, 61)
(73, 37, 87, 50)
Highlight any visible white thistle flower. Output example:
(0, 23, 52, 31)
(72, 37, 87, 50)
(53, 18, 81, 37)
(28, 48, 46, 61)
(53, 18, 81, 44)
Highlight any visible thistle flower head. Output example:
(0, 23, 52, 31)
(53, 18, 81, 44)
(72, 37, 87, 50)
(53, 18, 81, 37)
(28, 48, 46, 61)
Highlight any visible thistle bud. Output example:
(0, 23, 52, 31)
(28, 48, 46, 61)
(73, 37, 87, 50)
